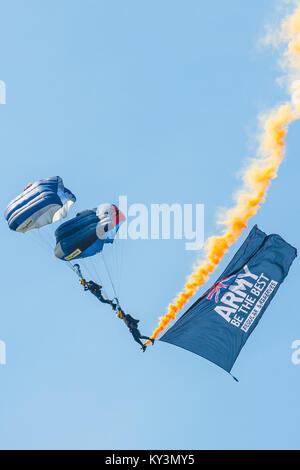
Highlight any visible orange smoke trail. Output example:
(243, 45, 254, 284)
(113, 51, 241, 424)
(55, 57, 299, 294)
(146, 2, 300, 345)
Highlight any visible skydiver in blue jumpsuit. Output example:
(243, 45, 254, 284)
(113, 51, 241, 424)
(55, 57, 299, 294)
(81, 279, 118, 310)
(79, 271, 154, 351)
(118, 310, 155, 351)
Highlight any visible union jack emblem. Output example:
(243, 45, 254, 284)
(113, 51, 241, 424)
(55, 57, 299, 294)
(206, 274, 236, 303)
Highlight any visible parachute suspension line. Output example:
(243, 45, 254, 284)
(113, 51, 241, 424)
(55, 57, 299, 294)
(43, 224, 56, 248)
(88, 257, 109, 299)
(109, 235, 120, 297)
(28, 230, 53, 254)
(31, 223, 56, 252)
(115, 237, 123, 299)
(81, 259, 96, 283)
(66, 260, 78, 275)
(101, 251, 118, 300)
(117, 238, 125, 301)
(90, 257, 102, 284)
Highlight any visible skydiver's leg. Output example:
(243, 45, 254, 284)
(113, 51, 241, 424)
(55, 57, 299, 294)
(131, 329, 146, 351)
(96, 293, 116, 308)
(131, 329, 154, 344)
(132, 336, 144, 347)
(96, 294, 108, 304)
(140, 335, 155, 345)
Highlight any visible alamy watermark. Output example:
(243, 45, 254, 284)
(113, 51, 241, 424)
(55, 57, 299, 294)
(117, 196, 204, 251)
(0, 340, 6, 365)
(0, 80, 6, 104)
(291, 340, 300, 366)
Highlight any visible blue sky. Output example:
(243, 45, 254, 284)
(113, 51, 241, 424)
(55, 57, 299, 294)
(0, 0, 299, 450)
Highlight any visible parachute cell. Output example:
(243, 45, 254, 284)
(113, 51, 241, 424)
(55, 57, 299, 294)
(54, 203, 125, 261)
(4, 176, 76, 232)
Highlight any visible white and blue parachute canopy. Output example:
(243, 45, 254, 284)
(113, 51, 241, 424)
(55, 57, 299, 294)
(54, 203, 126, 261)
(4, 176, 76, 233)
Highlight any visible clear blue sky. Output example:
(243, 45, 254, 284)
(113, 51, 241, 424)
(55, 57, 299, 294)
(0, 0, 299, 450)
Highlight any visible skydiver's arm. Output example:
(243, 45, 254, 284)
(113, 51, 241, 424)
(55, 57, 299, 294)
(80, 278, 89, 290)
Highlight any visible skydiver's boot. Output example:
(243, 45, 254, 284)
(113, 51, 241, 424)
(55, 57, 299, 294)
(141, 344, 147, 352)
(151, 338, 155, 345)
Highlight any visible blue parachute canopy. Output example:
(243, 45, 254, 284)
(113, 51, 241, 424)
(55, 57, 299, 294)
(161, 226, 297, 376)
(4, 176, 76, 232)
(54, 203, 126, 261)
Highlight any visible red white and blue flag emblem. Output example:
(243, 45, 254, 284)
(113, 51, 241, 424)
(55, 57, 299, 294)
(206, 275, 237, 303)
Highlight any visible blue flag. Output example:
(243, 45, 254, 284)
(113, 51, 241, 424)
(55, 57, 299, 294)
(161, 226, 297, 376)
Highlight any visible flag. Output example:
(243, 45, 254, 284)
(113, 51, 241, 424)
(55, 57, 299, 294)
(160, 225, 297, 376)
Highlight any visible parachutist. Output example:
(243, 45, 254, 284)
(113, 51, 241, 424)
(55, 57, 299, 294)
(81, 279, 118, 310)
(118, 310, 155, 351)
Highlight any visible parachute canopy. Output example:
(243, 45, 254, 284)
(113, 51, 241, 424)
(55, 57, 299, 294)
(4, 176, 76, 232)
(54, 203, 126, 261)
(161, 226, 297, 376)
